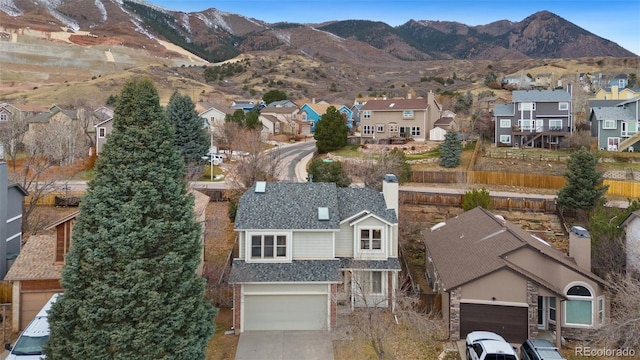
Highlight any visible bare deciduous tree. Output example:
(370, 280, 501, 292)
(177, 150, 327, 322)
(0, 112, 29, 169)
(596, 274, 640, 350)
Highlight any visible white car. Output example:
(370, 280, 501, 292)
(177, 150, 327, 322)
(466, 331, 519, 360)
(202, 153, 224, 166)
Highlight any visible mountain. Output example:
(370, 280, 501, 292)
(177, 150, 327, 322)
(0, 2, 634, 63)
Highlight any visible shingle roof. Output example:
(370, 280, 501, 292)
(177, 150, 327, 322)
(434, 118, 455, 126)
(260, 107, 298, 115)
(493, 104, 514, 116)
(423, 207, 604, 291)
(360, 98, 429, 111)
(513, 90, 571, 102)
(339, 258, 401, 271)
(590, 106, 636, 121)
(588, 100, 623, 108)
(4, 235, 62, 281)
(234, 182, 397, 230)
(229, 259, 342, 283)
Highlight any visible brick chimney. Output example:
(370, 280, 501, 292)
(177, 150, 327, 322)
(569, 226, 591, 271)
(382, 174, 399, 217)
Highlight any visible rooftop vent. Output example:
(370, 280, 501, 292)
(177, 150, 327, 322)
(389, 103, 395, 108)
(318, 207, 329, 221)
(255, 181, 266, 193)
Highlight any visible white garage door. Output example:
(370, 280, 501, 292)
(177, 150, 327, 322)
(244, 294, 328, 331)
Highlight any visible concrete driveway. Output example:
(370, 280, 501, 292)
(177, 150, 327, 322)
(235, 331, 334, 360)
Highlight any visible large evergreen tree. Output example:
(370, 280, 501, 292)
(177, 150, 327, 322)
(557, 147, 608, 213)
(439, 130, 461, 168)
(46, 78, 215, 359)
(314, 106, 348, 153)
(307, 158, 351, 187)
(166, 91, 210, 165)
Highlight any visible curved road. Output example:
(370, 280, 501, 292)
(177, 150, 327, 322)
(271, 140, 317, 182)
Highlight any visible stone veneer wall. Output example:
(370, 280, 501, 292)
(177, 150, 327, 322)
(526, 281, 539, 339)
(548, 323, 599, 341)
(449, 287, 461, 340)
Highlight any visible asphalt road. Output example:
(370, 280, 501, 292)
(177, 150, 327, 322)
(271, 140, 317, 182)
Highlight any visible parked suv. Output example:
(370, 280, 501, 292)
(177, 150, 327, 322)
(520, 339, 565, 360)
(466, 331, 519, 360)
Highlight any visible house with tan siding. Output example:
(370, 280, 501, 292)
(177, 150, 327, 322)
(229, 175, 401, 333)
(359, 92, 441, 142)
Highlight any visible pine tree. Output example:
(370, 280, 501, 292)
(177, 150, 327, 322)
(314, 106, 348, 153)
(166, 91, 210, 166)
(307, 158, 351, 187)
(557, 146, 608, 212)
(439, 130, 461, 168)
(45, 78, 215, 360)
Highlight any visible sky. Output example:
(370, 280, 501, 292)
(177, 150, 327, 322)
(150, 0, 640, 56)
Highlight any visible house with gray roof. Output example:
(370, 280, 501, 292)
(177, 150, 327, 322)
(588, 97, 640, 151)
(0, 161, 28, 280)
(619, 210, 640, 275)
(424, 207, 608, 345)
(493, 89, 572, 149)
(229, 175, 401, 333)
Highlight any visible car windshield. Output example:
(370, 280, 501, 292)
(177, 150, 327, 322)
(11, 335, 48, 355)
(485, 355, 517, 360)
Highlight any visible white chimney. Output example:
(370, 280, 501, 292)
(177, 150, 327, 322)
(569, 226, 591, 271)
(382, 174, 399, 217)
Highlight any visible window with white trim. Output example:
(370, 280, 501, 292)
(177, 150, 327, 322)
(603, 120, 616, 129)
(361, 271, 383, 294)
(403, 110, 414, 119)
(411, 127, 421, 136)
(251, 234, 287, 259)
(549, 297, 556, 322)
(559, 102, 569, 110)
(388, 124, 399, 133)
(519, 119, 534, 131)
(518, 102, 536, 111)
(597, 296, 605, 325)
(376, 124, 385, 133)
(499, 135, 511, 144)
(0, 113, 7, 122)
(565, 284, 593, 326)
(360, 229, 382, 250)
(98, 127, 106, 138)
(549, 119, 562, 131)
(363, 125, 374, 135)
(500, 119, 511, 128)
(363, 110, 371, 119)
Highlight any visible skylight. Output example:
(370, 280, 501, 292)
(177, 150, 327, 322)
(255, 181, 266, 193)
(318, 207, 329, 221)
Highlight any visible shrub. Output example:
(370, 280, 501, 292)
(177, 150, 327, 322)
(462, 187, 492, 210)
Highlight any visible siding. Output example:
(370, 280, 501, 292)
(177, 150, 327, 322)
(292, 232, 334, 259)
(335, 222, 354, 257)
(244, 283, 328, 293)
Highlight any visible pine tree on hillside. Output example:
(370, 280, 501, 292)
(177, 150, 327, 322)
(557, 146, 608, 213)
(166, 91, 210, 166)
(439, 130, 461, 168)
(45, 78, 215, 360)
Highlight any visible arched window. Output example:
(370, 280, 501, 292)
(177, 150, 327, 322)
(565, 284, 593, 326)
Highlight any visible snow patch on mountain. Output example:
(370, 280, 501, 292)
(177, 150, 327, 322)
(95, 0, 107, 22)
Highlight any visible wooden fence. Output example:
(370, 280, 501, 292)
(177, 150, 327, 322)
(604, 180, 640, 198)
(400, 191, 557, 213)
(411, 170, 566, 190)
(0, 282, 12, 304)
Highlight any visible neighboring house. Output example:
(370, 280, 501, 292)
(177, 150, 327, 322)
(588, 97, 640, 152)
(231, 99, 264, 113)
(266, 99, 298, 108)
(493, 89, 572, 148)
(259, 106, 302, 136)
(608, 74, 629, 89)
(359, 92, 441, 142)
(4, 190, 209, 331)
(501, 75, 533, 90)
(592, 86, 640, 100)
(424, 207, 608, 344)
(94, 110, 114, 155)
(0, 103, 49, 122)
(229, 175, 401, 333)
(199, 105, 229, 131)
(350, 104, 363, 129)
(258, 114, 281, 137)
(430, 113, 457, 141)
(0, 161, 28, 279)
(619, 210, 640, 274)
(477, 95, 510, 114)
(299, 102, 353, 131)
(534, 73, 553, 89)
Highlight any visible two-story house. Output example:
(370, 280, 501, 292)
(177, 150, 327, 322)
(259, 106, 307, 136)
(229, 175, 401, 333)
(493, 89, 572, 149)
(94, 106, 114, 155)
(299, 102, 353, 131)
(592, 86, 640, 101)
(589, 97, 640, 151)
(608, 74, 629, 89)
(359, 92, 441, 143)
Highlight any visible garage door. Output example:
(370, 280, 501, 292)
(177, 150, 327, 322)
(20, 292, 58, 330)
(244, 295, 327, 331)
(460, 303, 528, 343)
